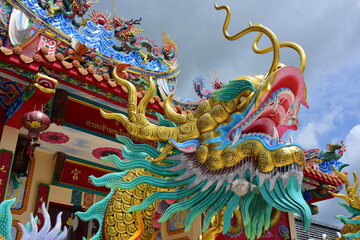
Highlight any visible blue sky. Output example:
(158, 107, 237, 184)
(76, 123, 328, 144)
(96, 0, 360, 228)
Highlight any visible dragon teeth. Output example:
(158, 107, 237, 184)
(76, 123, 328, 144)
(270, 127, 279, 146)
(231, 128, 242, 146)
(272, 92, 279, 111)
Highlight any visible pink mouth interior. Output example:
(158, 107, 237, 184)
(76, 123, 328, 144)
(242, 93, 296, 139)
(230, 66, 307, 141)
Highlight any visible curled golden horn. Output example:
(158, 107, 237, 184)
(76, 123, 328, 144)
(214, 3, 307, 109)
(214, 4, 280, 76)
(112, 68, 137, 113)
(138, 76, 156, 114)
(100, 109, 129, 129)
(164, 94, 195, 124)
(228, 209, 242, 234)
(352, 171, 359, 194)
(252, 33, 306, 72)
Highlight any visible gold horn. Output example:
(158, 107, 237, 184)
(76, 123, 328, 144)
(112, 68, 138, 114)
(252, 33, 306, 73)
(138, 76, 156, 115)
(100, 66, 200, 143)
(163, 94, 196, 124)
(214, 4, 280, 77)
(214, 4, 307, 108)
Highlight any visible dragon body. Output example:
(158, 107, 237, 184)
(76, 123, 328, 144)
(77, 4, 312, 240)
(36, 0, 97, 28)
(193, 73, 224, 100)
(103, 169, 159, 240)
(37, 0, 96, 18)
(193, 76, 214, 99)
(112, 17, 178, 67)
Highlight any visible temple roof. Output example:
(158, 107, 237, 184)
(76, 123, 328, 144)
(303, 166, 345, 186)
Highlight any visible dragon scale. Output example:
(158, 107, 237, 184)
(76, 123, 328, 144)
(104, 169, 160, 240)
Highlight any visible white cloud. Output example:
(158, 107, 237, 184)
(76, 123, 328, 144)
(295, 107, 343, 149)
(343, 125, 360, 166)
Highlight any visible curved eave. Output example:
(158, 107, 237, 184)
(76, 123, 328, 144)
(0, 41, 175, 120)
(303, 166, 345, 186)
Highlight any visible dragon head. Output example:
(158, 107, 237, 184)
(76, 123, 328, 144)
(99, 4, 312, 239)
(73, 0, 97, 17)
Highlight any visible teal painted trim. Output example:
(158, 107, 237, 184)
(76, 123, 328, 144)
(66, 155, 118, 172)
(54, 182, 108, 197)
(0, 61, 36, 80)
(51, 154, 119, 196)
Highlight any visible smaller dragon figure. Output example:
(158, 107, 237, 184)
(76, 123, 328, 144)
(320, 142, 346, 161)
(304, 142, 347, 174)
(193, 71, 224, 100)
(37, 0, 97, 27)
(0, 198, 67, 240)
(112, 16, 178, 67)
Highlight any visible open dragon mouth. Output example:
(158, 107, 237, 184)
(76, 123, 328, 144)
(229, 66, 308, 147)
(195, 66, 312, 235)
(236, 89, 296, 142)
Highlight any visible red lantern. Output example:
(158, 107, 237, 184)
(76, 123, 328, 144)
(22, 110, 50, 141)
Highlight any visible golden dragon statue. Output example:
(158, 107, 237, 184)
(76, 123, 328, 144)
(72, 4, 311, 240)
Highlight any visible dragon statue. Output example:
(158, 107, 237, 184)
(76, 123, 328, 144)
(304, 142, 347, 174)
(0, 198, 67, 240)
(193, 72, 224, 100)
(37, 0, 96, 18)
(112, 16, 178, 67)
(74, 4, 312, 240)
(36, 0, 97, 28)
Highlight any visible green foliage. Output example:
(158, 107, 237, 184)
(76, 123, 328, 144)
(213, 79, 254, 101)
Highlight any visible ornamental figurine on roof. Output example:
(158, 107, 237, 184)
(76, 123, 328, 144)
(0, 0, 313, 239)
